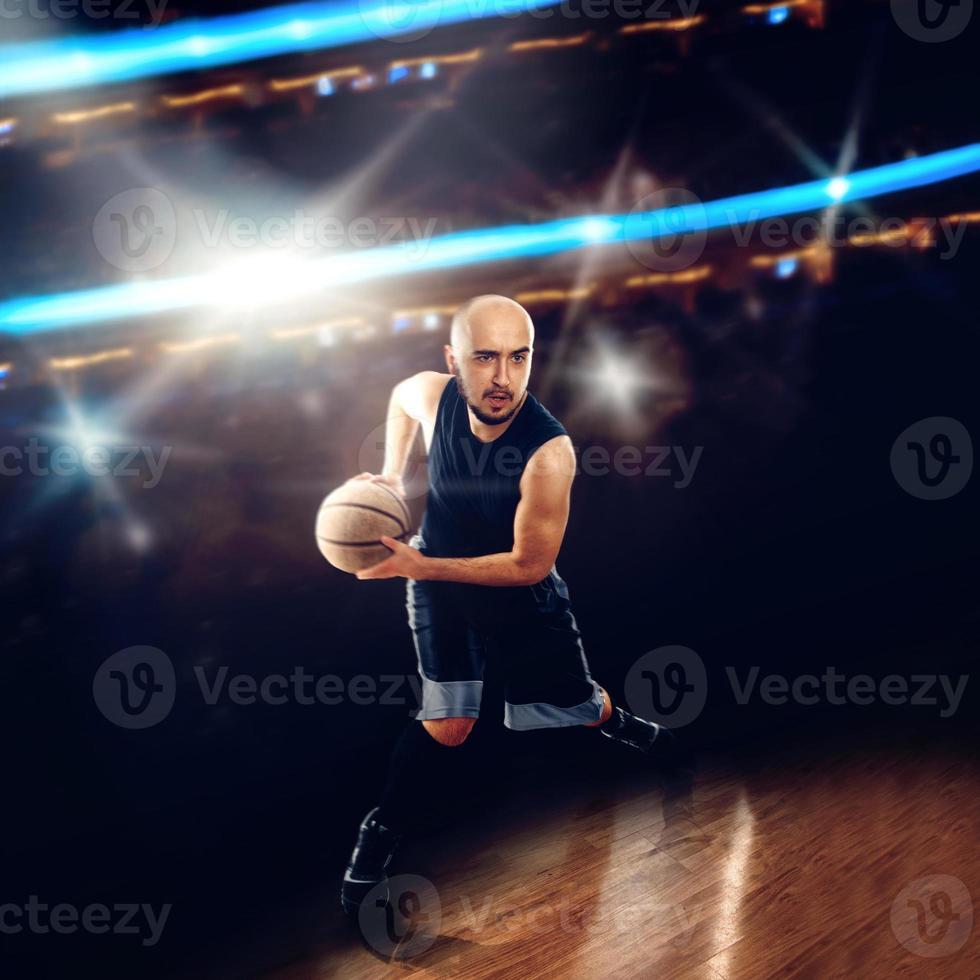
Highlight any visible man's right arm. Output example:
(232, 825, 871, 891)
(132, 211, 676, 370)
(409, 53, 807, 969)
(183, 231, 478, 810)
(355, 371, 450, 497)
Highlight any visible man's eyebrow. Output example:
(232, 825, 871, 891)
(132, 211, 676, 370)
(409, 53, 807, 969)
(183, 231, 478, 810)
(471, 347, 531, 356)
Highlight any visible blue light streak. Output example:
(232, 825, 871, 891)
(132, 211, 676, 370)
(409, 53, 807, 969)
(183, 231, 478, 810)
(1, 143, 978, 335)
(0, 0, 562, 99)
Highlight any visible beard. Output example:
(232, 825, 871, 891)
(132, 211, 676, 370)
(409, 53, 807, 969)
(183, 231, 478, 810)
(454, 371, 521, 426)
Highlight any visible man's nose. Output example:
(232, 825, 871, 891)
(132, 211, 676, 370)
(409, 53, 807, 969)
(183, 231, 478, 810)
(493, 359, 511, 388)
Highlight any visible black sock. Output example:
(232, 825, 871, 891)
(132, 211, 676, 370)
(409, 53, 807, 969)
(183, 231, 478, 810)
(376, 719, 473, 836)
(598, 705, 625, 733)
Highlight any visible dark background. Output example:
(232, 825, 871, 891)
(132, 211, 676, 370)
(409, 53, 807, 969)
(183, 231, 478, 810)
(1, 1, 978, 976)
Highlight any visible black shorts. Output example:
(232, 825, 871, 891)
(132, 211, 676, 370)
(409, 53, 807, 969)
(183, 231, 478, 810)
(405, 533, 604, 730)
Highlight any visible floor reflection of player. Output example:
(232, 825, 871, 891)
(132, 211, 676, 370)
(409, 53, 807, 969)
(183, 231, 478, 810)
(341, 295, 681, 917)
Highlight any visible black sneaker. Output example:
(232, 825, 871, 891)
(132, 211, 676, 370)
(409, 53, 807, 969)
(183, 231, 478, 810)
(600, 707, 679, 763)
(341, 806, 402, 918)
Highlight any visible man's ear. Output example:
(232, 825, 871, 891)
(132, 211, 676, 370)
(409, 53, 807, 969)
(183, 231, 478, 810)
(443, 344, 457, 375)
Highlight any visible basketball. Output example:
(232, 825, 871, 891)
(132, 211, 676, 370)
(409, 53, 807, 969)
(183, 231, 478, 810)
(315, 479, 412, 573)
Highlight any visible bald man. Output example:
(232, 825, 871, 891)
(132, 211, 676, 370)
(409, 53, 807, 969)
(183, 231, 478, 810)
(341, 295, 676, 917)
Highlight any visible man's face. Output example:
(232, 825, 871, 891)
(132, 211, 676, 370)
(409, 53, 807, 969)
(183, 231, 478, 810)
(446, 304, 533, 426)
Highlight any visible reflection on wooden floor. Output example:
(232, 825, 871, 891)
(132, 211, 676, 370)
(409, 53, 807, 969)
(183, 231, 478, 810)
(270, 727, 978, 979)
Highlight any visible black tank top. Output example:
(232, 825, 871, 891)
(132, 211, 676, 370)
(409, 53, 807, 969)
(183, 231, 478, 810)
(420, 377, 567, 560)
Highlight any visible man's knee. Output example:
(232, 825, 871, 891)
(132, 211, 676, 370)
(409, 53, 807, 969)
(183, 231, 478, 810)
(422, 716, 476, 746)
(585, 686, 613, 727)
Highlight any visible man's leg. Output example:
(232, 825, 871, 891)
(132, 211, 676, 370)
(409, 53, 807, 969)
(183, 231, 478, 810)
(498, 574, 679, 760)
(342, 573, 484, 917)
(341, 716, 477, 917)
(586, 683, 679, 758)
(376, 716, 477, 831)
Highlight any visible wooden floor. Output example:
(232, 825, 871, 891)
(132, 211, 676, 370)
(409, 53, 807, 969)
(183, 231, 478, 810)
(268, 727, 979, 979)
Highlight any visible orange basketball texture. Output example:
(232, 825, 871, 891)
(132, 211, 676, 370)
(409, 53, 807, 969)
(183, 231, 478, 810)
(315, 480, 412, 573)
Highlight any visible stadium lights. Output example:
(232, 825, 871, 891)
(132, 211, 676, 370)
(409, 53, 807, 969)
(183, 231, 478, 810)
(159, 333, 241, 353)
(269, 317, 364, 340)
(619, 15, 705, 34)
(509, 34, 591, 52)
(161, 85, 245, 109)
(1, 142, 979, 336)
(49, 348, 134, 370)
(625, 266, 713, 288)
(268, 66, 364, 92)
(52, 102, 137, 126)
(389, 49, 482, 69)
(0, 0, 562, 99)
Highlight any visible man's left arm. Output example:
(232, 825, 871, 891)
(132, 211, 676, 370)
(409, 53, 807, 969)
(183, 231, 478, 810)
(356, 435, 576, 586)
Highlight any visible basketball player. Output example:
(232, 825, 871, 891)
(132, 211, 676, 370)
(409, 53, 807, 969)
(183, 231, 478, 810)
(341, 295, 678, 917)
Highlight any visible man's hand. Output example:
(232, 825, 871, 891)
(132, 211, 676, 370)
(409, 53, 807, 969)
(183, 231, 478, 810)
(352, 472, 406, 498)
(356, 536, 427, 580)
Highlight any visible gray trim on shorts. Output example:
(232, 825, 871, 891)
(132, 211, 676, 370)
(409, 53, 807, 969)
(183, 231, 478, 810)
(415, 675, 484, 720)
(503, 681, 605, 731)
